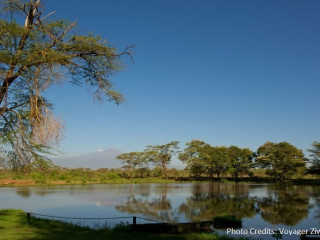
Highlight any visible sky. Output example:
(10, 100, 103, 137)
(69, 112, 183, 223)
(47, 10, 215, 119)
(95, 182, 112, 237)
(41, 0, 320, 165)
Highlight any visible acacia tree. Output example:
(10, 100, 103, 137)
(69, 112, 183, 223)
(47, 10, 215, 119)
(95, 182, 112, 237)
(145, 141, 179, 179)
(228, 146, 253, 181)
(179, 140, 230, 181)
(178, 140, 208, 179)
(116, 152, 149, 180)
(308, 141, 320, 175)
(0, 0, 131, 170)
(256, 142, 305, 181)
(207, 146, 229, 180)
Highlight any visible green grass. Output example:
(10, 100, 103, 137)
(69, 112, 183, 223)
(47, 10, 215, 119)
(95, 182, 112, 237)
(0, 209, 251, 240)
(1, 168, 319, 187)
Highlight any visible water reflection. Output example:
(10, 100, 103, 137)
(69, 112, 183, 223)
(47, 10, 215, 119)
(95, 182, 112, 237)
(179, 183, 257, 222)
(15, 186, 67, 198)
(116, 184, 179, 222)
(258, 185, 311, 226)
(4, 183, 320, 228)
(115, 183, 315, 226)
(316, 198, 320, 223)
(307, 185, 320, 224)
(15, 187, 32, 198)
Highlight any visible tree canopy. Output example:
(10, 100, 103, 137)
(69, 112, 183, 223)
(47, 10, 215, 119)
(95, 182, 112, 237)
(256, 142, 305, 181)
(228, 146, 253, 180)
(178, 140, 253, 181)
(0, 0, 131, 170)
(145, 141, 179, 179)
(308, 141, 320, 175)
(178, 140, 208, 179)
(116, 152, 149, 180)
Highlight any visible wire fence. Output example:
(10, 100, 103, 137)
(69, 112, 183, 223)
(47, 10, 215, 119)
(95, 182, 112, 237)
(27, 212, 166, 229)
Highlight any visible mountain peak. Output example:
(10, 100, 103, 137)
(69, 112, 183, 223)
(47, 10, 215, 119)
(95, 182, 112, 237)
(52, 148, 122, 169)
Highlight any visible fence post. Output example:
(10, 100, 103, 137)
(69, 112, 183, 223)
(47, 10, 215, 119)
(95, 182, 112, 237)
(27, 213, 30, 224)
(133, 216, 136, 226)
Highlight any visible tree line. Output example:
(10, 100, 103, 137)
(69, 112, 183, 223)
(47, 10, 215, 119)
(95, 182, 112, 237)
(117, 140, 320, 182)
(0, 1, 318, 183)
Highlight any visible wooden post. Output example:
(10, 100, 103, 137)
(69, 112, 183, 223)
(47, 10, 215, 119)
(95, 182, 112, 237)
(133, 216, 136, 226)
(27, 213, 30, 224)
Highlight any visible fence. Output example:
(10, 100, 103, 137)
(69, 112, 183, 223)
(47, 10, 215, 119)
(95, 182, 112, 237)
(26, 212, 166, 228)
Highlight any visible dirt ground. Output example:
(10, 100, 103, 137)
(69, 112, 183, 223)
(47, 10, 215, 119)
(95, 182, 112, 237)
(0, 179, 34, 186)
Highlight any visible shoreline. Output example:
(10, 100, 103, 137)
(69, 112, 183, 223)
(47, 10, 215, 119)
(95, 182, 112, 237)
(0, 178, 181, 187)
(0, 177, 319, 188)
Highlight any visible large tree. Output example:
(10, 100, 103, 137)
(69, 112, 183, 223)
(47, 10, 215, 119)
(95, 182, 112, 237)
(0, 0, 131, 170)
(116, 152, 149, 180)
(179, 140, 230, 181)
(178, 140, 208, 179)
(228, 146, 253, 181)
(145, 141, 179, 179)
(256, 142, 305, 181)
(308, 141, 320, 175)
(207, 146, 229, 180)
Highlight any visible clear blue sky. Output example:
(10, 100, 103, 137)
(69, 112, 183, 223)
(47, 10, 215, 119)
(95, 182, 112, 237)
(43, 0, 320, 162)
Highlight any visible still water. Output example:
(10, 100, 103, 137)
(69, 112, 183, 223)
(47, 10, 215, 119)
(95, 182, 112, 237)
(0, 183, 319, 239)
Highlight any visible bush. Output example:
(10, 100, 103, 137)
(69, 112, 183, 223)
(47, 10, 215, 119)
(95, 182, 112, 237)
(82, 178, 87, 184)
(105, 172, 120, 180)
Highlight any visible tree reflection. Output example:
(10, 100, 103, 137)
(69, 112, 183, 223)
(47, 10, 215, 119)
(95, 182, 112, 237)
(307, 185, 320, 224)
(115, 184, 179, 222)
(15, 187, 32, 198)
(315, 197, 320, 223)
(15, 186, 58, 198)
(258, 185, 311, 226)
(179, 183, 257, 222)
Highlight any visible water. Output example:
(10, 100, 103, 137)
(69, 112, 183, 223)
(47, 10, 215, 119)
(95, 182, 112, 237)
(0, 183, 319, 239)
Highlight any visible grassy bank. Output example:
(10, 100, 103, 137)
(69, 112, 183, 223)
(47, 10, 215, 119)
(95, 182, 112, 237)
(0, 168, 183, 187)
(1, 168, 319, 187)
(0, 209, 250, 240)
(0, 177, 180, 187)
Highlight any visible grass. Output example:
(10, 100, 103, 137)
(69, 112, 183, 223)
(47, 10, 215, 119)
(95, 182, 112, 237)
(0, 176, 180, 187)
(0, 209, 251, 240)
(0, 169, 185, 187)
(1, 168, 319, 187)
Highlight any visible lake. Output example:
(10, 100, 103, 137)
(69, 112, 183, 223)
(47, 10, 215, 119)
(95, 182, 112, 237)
(0, 183, 319, 240)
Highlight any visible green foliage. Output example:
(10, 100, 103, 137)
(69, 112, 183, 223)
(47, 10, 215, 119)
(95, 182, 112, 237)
(256, 142, 305, 181)
(145, 141, 179, 179)
(0, 0, 131, 171)
(308, 141, 320, 175)
(179, 140, 253, 181)
(116, 152, 149, 180)
(178, 140, 208, 179)
(30, 172, 47, 184)
(82, 178, 87, 184)
(207, 146, 229, 180)
(151, 166, 163, 177)
(104, 172, 120, 180)
(228, 146, 253, 181)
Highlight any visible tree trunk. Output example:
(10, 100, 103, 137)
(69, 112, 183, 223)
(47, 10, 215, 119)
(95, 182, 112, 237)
(163, 163, 168, 179)
(129, 167, 135, 180)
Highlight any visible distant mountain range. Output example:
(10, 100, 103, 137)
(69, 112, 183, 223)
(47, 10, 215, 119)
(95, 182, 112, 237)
(51, 148, 122, 169)
(51, 148, 185, 170)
